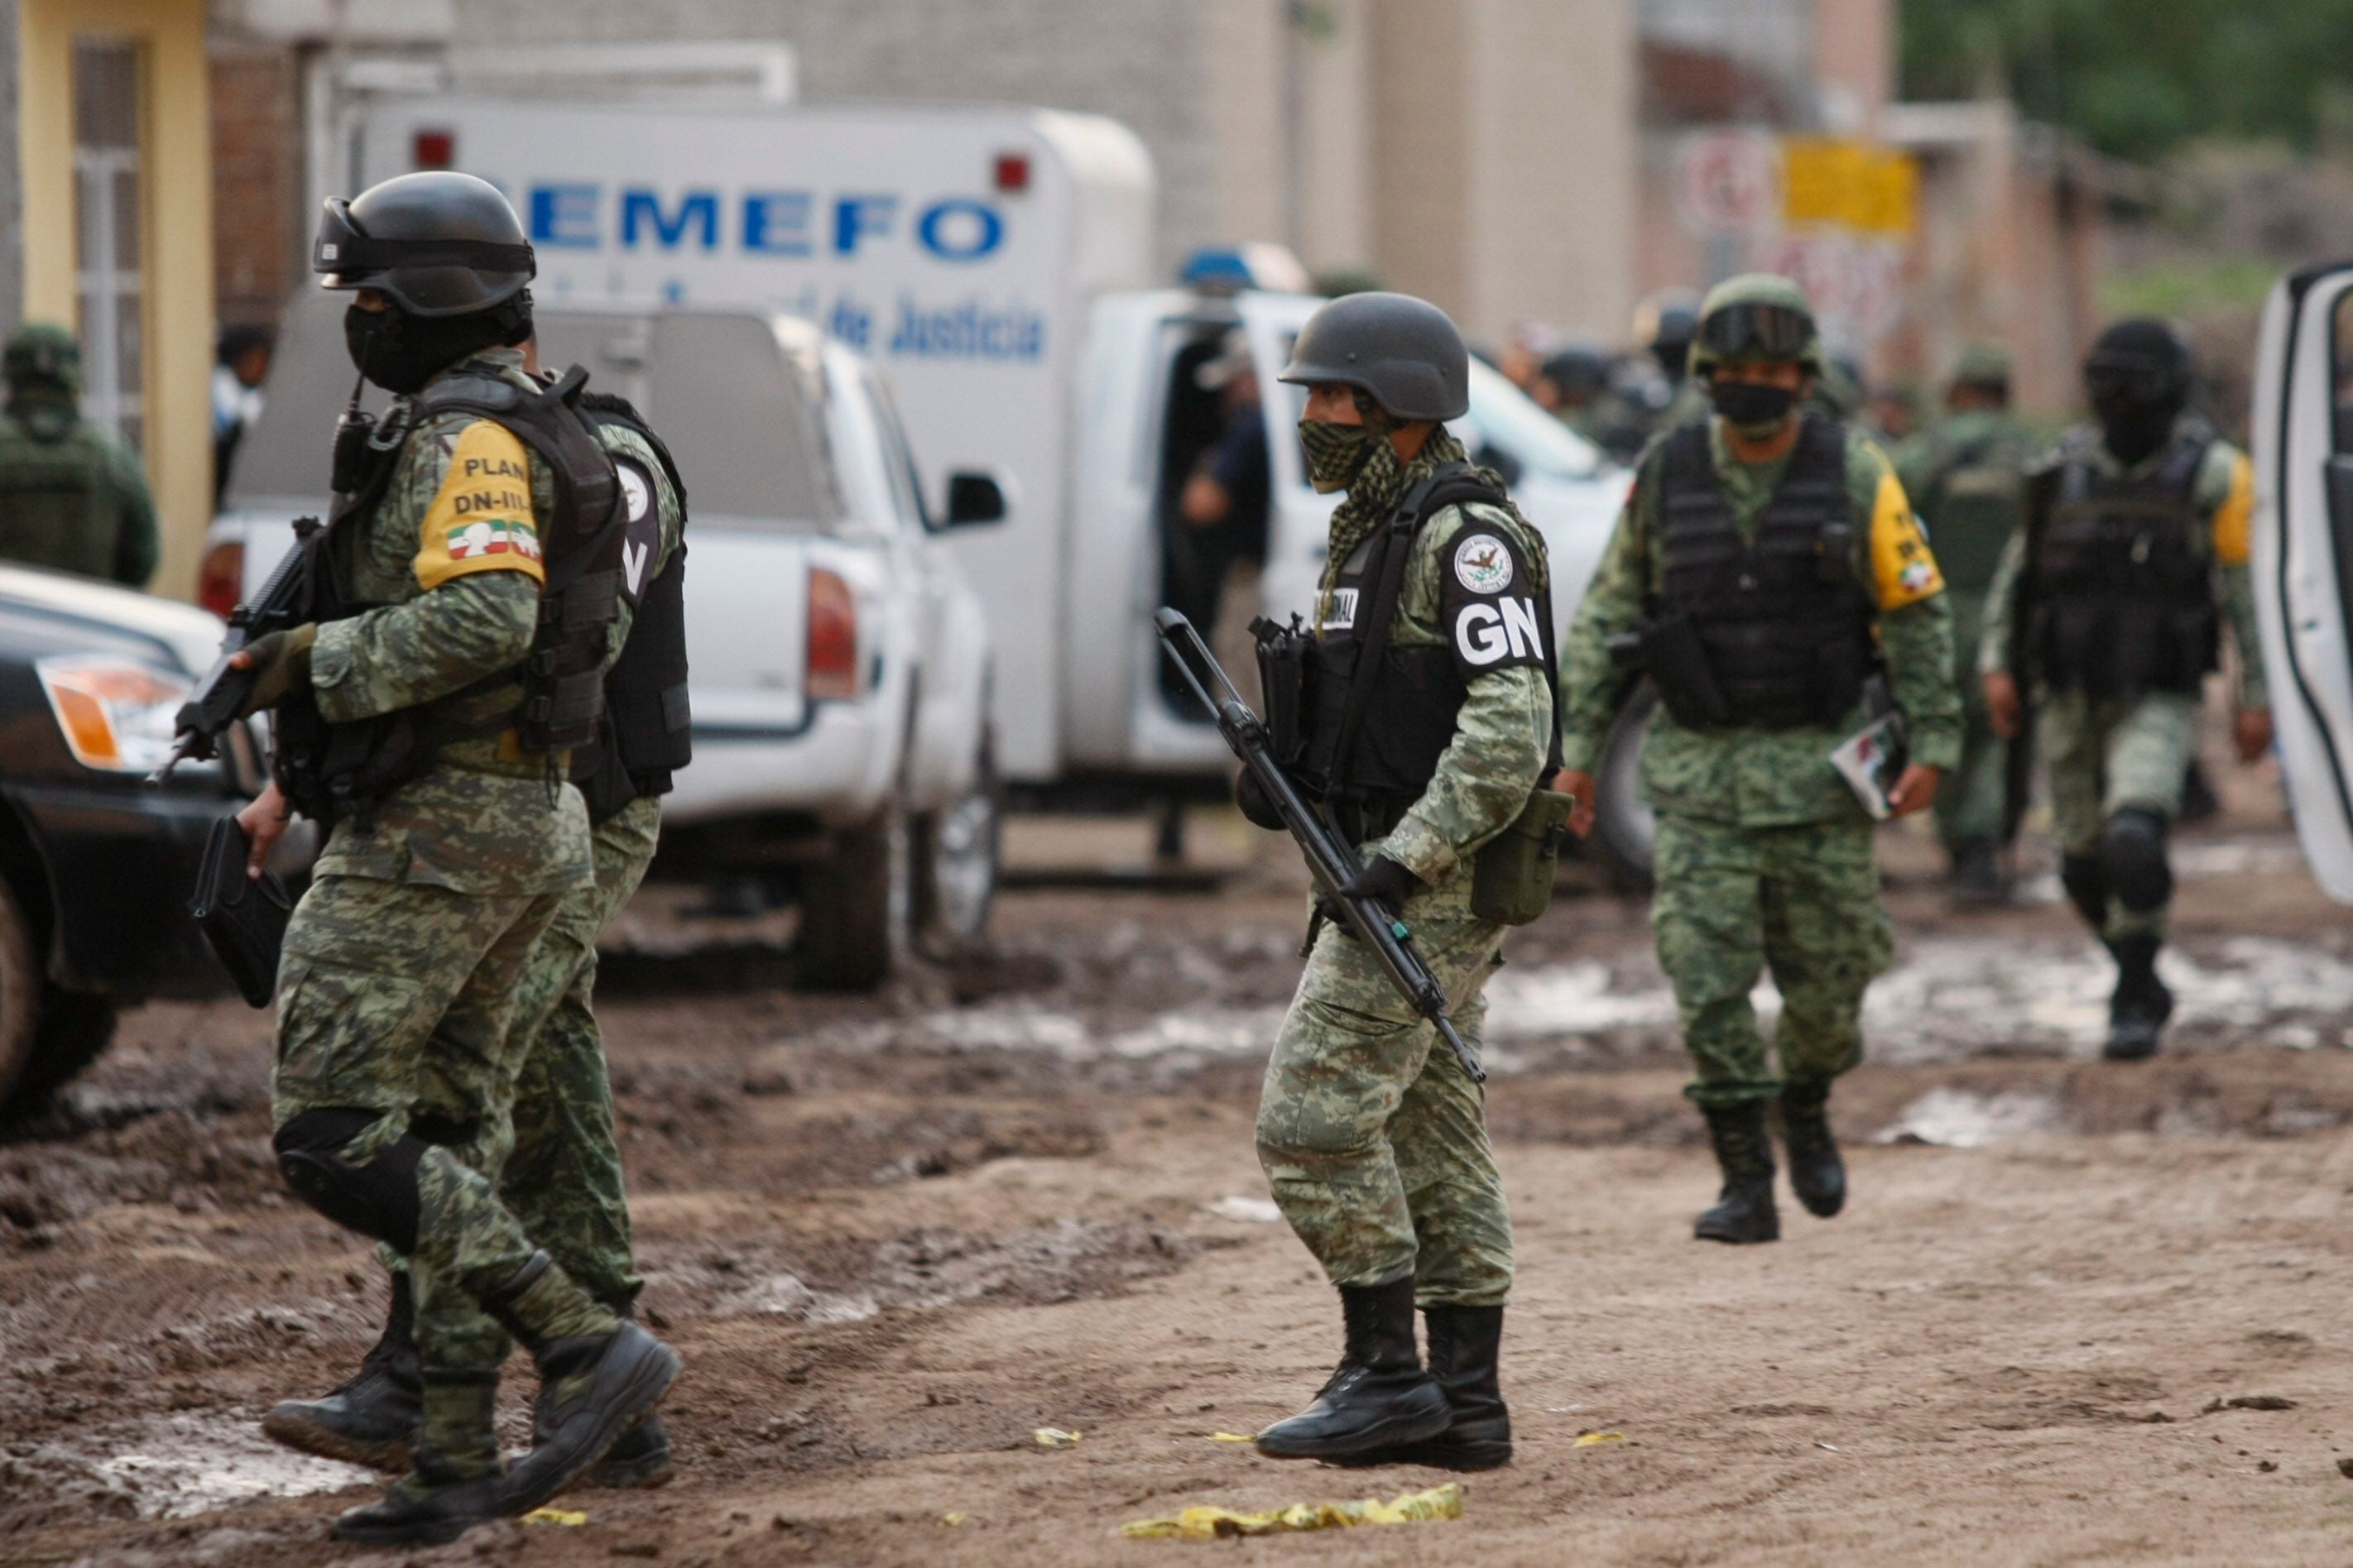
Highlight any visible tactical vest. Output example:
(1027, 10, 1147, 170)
(571, 391, 693, 827)
(0, 405, 128, 580)
(1295, 463, 1560, 807)
(2030, 424, 2218, 698)
(1655, 417, 1877, 730)
(272, 362, 629, 825)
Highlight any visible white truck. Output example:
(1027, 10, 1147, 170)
(325, 98, 1651, 869)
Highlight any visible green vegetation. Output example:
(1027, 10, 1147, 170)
(1900, 1, 2353, 161)
(2096, 257, 2282, 319)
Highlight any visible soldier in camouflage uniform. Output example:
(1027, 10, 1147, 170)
(1981, 319, 2269, 1061)
(260, 344, 690, 1490)
(230, 172, 679, 1546)
(0, 323, 158, 587)
(1236, 293, 1554, 1470)
(1898, 345, 2033, 903)
(1557, 275, 1962, 1245)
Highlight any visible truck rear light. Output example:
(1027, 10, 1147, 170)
(806, 567, 859, 701)
(994, 152, 1030, 193)
(414, 130, 455, 169)
(197, 540, 245, 620)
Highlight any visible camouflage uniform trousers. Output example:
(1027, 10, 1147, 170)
(271, 874, 607, 1335)
(2037, 688, 2199, 942)
(1653, 814, 1894, 1108)
(1934, 591, 2008, 851)
(402, 796, 663, 1372)
(1256, 864, 1513, 1308)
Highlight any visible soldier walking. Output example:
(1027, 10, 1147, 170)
(1980, 320, 2270, 1061)
(229, 170, 679, 1545)
(1898, 346, 2034, 903)
(1555, 274, 1962, 1244)
(259, 340, 693, 1493)
(0, 323, 158, 587)
(1240, 293, 1557, 1470)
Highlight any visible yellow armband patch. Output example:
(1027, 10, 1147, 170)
(1869, 468, 1944, 609)
(413, 420, 545, 591)
(2211, 451, 2254, 568)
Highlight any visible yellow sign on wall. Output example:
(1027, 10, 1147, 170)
(1781, 137, 1918, 237)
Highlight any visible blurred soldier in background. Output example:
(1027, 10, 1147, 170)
(1629, 288, 1707, 442)
(0, 323, 158, 587)
(1557, 274, 1960, 1246)
(214, 324, 276, 507)
(1901, 346, 2032, 903)
(1531, 343, 1645, 459)
(1981, 319, 2270, 1062)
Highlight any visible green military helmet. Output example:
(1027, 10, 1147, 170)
(1688, 273, 1824, 381)
(4, 322, 83, 393)
(315, 171, 535, 319)
(1279, 290, 1470, 421)
(1948, 343, 2012, 394)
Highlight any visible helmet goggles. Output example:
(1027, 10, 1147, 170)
(1697, 301, 1815, 364)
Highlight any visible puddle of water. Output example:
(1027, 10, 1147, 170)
(1875, 1087, 2066, 1148)
(87, 1412, 371, 1520)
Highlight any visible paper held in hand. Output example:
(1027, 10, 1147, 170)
(1830, 710, 1908, 820)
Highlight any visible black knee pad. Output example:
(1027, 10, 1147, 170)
(2059, 854, 2108, 929)
(2099, 808, 2173, 913)
(274, 1109, 425, 1253)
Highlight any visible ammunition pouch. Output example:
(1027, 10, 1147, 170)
(1469, 788, 1576, 926)
(1631, 610, 1732, 729)
(1251, 614, 1313, 772)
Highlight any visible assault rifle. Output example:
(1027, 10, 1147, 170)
(151, 518, 320, 784)
(1154, 608, 1485, 1085)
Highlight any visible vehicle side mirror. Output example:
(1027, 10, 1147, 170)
(943, 471, 1006, 527)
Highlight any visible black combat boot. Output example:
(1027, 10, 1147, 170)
(1256, 1276, 1450, 1460)
(473, 1252, 682, 1512)
(1330, 1304, 1510, 1471)
(1695, 1101, 1779, 1244)
(262, 1274, 421, 1471)
(1948, 839, 2008, 908)
(1778, 1078, 1846, 1219)
(2103, 935, 2173, 1062)
(532, 1338, 676, 1489)
(330, 1369, 509, 1547)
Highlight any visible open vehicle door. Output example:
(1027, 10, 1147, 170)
(2253, 262, 2353, 900)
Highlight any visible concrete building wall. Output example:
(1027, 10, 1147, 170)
(0, 2, 20, 344)
(1366, 0, 1472, 313)
(208, 41, 300, 328)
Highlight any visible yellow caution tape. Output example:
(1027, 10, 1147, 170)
(1574, 1431, 1627, 1447)
(1121, 1482, 1462, 1540)
(521, 1508, 589, 1527)
(1034, 1427, 1083, 1447)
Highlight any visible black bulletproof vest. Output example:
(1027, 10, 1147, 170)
(2030, 425, 2218, 698)
(416, 366, 628, 755)
(574, 391, 693, 826)
(1657, 417, 1876, 730)
(1298, 464, 1557, 805)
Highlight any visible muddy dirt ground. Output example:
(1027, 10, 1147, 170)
(7, 755, 2353, 1565)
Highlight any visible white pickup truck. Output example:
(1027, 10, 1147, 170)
(207, 294, 1001, 989)
(327, 94, 1653, 876)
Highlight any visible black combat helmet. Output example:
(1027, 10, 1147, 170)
(314, 172, 535, 319)
(2083, 318, 2191, 409)
(1280, 291, 1470, 422)
(1539, 344, 1611, 401)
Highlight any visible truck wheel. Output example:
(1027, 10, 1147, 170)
(0, 875, 41, 1119)
(4, 991, 117, 1122)
(1589, 687, 1658, 891)
(912, 733, 1001, 959)
(795, 804, 910, 992)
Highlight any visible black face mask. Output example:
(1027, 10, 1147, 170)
(343, 302, 524, 396)
(2095, 395, 2182, 467)
(1709, 377, 1798, 436)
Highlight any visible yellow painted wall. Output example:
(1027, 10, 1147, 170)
(17, 0, 213, 600)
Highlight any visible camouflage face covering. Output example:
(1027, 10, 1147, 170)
(1321, 423, 1473, 587)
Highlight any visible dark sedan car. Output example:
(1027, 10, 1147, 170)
(0, 563, 294, 1119)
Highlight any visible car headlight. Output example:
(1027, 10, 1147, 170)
(36, 655, 193, 774)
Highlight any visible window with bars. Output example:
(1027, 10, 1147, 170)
(72, 36, 142, 455)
